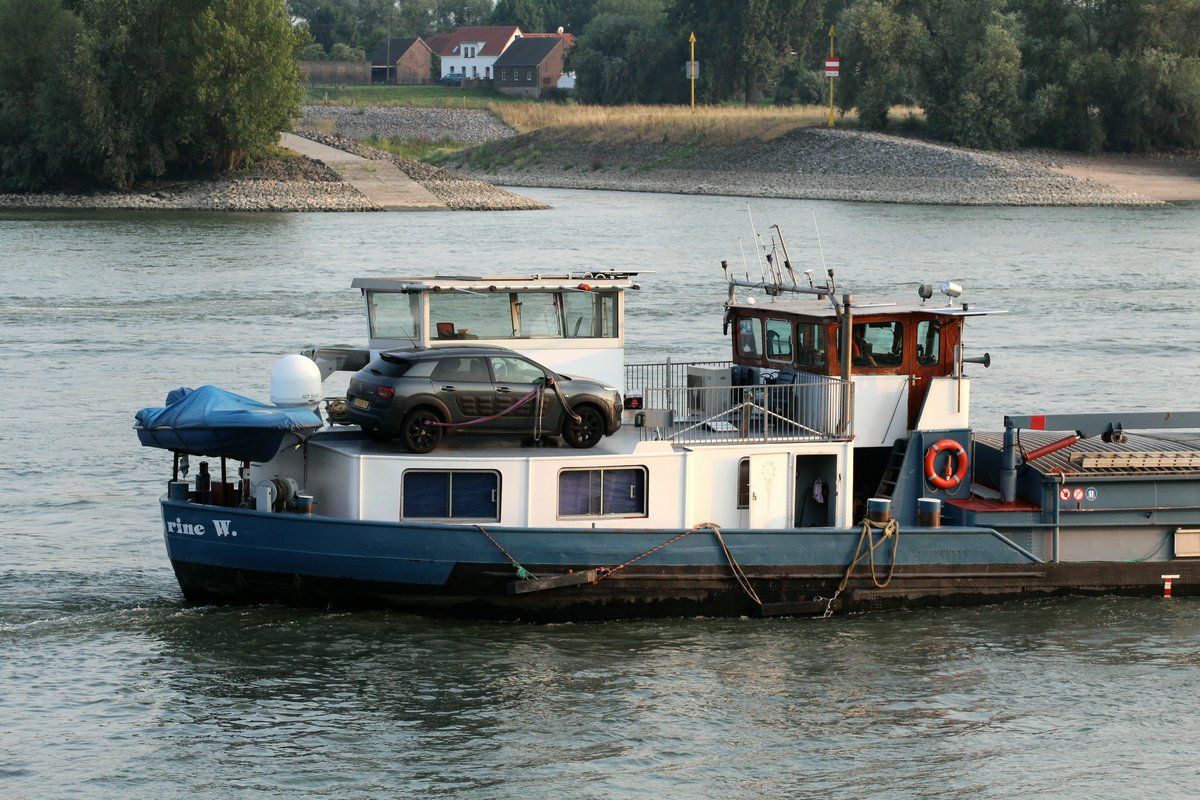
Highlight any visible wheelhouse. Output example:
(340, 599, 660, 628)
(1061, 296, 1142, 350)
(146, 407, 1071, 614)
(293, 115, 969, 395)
(351, 273, 638, 392)
(725, 293, 1001, 438)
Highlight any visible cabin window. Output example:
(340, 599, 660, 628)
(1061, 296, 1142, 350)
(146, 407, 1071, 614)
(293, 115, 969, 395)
(765, 318, 793, 362)
(402, 471, 500, 521)
(737, 458, 750, 509)
(368, 291, 421, 340)
(426, 290, 619, 341)
(842, 321, 904, 367)
(736, 317, 762, 360)
(526, 69, 532, 81)
(563, 291, 617, 338)
(795, 321, 827, 369)
(501, 68, 508, 80)
(916, 320, 940, 366)
(558, 467, 647, 517)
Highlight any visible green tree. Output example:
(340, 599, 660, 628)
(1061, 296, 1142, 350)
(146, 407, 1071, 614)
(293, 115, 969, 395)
(0, 0, 85, 189)
(836, 0, 924, 128)
(491, 0, 551, 30)
(667, 0, 822, 105)
(571, 13, 681, 103)
(189, 0, 308, 171)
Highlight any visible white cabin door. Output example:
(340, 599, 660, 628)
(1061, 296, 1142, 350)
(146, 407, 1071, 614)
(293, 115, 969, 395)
(748, 453, 789, 529)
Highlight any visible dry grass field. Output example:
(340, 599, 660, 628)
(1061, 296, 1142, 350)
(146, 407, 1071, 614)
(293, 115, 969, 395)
(490, 103, 862, 144)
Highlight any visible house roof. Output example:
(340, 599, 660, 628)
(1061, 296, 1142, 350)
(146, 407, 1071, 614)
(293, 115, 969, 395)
(439, 25, 522, 57)
(370, 37, 429, 66)
(524, 32, 576, 49)
(492, 37, 563, 68)
(425, 32, 452, 54)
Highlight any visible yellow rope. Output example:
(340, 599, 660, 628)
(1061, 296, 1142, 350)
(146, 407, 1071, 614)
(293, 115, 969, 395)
(837, 517, 902, 593)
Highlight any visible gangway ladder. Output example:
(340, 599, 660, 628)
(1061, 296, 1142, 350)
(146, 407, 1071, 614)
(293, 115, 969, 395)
(874, 438, 910, 500)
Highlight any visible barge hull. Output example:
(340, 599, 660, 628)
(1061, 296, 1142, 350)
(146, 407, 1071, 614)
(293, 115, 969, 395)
(168, 552, 1200, 623)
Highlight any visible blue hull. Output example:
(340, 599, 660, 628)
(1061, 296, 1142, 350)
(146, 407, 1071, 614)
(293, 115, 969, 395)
(155, 497, 1200, 620)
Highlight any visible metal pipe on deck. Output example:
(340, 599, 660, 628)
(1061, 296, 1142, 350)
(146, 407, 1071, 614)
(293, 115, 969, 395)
(1023, 434, 1081, 464)
(1001, 425, 1019, 502)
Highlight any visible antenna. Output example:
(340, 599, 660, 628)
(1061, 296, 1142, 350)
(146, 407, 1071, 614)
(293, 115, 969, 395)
(811, 211, 829, 278)
(770, 224, 800, 288)
(746, 205, 772, 286)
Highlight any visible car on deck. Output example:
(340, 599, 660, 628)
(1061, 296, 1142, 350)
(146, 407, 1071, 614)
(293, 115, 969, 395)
(344, 346, 622, 453)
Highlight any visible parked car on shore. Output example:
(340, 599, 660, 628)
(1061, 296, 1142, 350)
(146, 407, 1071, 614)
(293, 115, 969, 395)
(437, 73, 463, 87)
(344, 346, 622, 453)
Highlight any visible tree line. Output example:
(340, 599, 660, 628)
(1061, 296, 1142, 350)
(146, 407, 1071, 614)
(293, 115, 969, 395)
(297, 0, 1200, 152)
(566, 0, 1200, 152)
(0, 0, 304, 191)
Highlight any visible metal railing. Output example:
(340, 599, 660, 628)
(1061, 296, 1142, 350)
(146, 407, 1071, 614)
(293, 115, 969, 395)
(625, 361, 851, 445)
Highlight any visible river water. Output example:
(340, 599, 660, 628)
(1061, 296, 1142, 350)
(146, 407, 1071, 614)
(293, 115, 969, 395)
(3, 190, 1200, 797)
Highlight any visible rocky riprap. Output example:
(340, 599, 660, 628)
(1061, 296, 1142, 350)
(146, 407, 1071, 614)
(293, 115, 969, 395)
(0, 155, 378, 212)
(446, 126, 1166, 207)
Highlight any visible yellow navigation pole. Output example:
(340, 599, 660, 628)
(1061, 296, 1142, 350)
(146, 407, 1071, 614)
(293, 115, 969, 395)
(827, 25, 837, 128)
(689, 31, 697, 111)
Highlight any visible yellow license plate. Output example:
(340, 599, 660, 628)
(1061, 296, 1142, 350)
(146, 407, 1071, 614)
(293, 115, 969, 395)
(352, 397, 370, 409)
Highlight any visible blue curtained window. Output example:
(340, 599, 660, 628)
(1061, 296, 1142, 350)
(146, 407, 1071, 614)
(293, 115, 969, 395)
(558, 468, 647, 517)
(402, 471, 499, 520)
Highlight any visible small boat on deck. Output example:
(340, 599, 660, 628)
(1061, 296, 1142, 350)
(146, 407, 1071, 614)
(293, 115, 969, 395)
(134, 229, 1200, 620)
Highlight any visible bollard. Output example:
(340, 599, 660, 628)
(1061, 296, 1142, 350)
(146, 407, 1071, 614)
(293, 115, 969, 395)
(867, 497, 892, 524)
(918, 497, 942, 527)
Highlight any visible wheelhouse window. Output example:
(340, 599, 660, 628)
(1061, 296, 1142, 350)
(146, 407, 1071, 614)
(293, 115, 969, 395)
(765, 318, 793, 363)
(558, 467, 647, 518)
(842, 320, 905, 367)
(795, 321, 827, 369)
(916, 320, 940, 366)
(736, 317, 762, 360)
(419, 289, 620, 341)
(402, 471, 500, 521)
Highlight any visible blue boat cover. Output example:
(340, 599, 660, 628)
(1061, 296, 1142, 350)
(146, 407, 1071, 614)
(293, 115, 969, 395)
(135, 385, 322, 462)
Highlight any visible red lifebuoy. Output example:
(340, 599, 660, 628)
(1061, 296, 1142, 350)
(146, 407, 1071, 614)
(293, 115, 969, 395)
(924, 438, 969, 489)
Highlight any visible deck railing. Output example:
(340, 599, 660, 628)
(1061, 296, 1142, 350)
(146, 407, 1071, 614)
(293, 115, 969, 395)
(624, 361, 851, 444)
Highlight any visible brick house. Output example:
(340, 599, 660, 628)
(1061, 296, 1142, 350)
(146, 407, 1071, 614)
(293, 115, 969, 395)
(492, 37, 566, 98)
(370, 37, 433, 84)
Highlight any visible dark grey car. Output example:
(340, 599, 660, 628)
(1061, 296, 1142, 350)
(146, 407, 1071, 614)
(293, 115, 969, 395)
(344, 346, 622, 453)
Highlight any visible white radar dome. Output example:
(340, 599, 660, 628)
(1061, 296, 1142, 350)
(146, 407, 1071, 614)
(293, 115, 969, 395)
(271, 354, 322, 408)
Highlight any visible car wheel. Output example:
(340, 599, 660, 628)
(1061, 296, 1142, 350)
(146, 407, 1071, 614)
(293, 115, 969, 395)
(561, 405, 604, 449)
(401, 408, 444, 454)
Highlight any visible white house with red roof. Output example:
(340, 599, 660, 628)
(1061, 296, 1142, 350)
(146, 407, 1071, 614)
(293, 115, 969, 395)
(438, 25, 523, 81)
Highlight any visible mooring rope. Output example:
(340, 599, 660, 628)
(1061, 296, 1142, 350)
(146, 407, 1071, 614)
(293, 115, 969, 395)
(475, 523, 537, 581)
(593, 522, 764, 608)
(594, 523, 709, 581)
(710, 524, 764, 607)
(818, 517, 903, 617)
